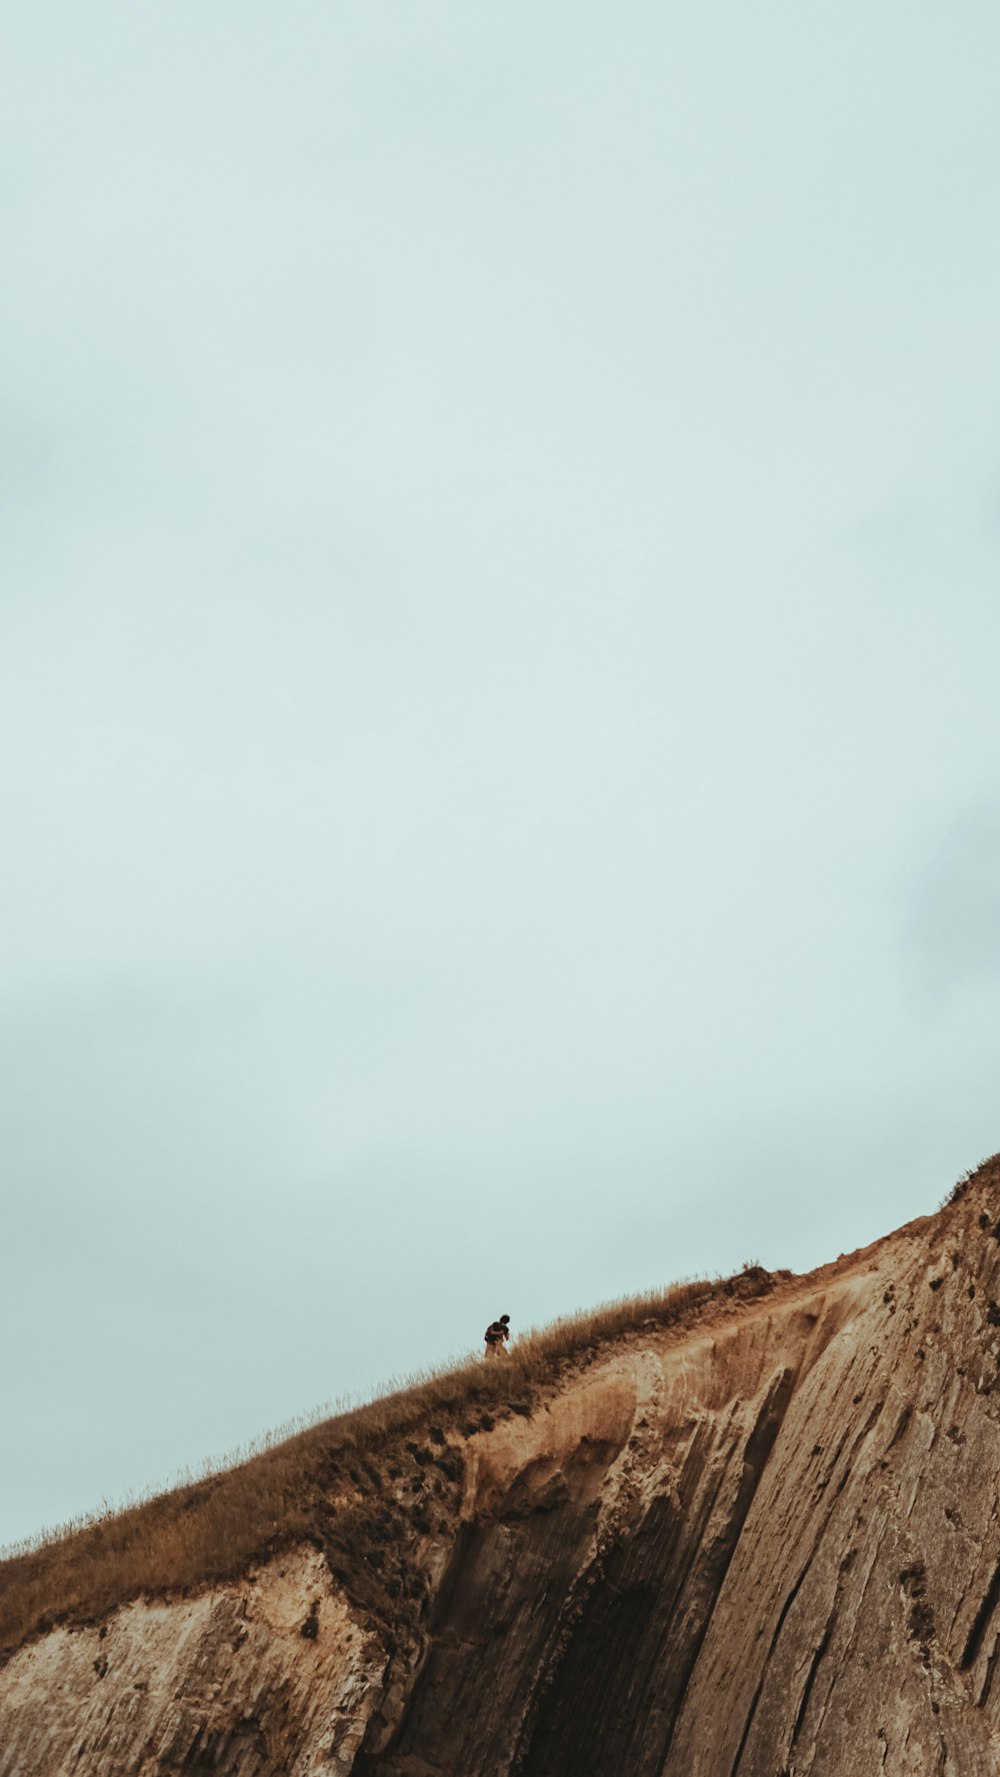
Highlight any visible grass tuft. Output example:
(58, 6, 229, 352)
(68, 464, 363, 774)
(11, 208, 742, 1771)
(943, 1152, 1000, 1209)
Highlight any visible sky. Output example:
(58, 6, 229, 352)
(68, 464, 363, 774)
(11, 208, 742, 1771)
(2, 0, 999, 1549)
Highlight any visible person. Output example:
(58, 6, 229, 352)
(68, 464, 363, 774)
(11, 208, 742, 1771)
(484, 1313, 510, 1357)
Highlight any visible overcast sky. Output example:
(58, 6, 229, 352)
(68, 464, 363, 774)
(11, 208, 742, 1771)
(2, 1, 999, 1549)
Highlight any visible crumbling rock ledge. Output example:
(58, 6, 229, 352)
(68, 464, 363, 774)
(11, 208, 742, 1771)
(5, 1162, 1000, 1774)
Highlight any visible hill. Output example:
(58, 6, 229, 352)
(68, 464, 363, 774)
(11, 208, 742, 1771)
(0, 1158, 998, 1774)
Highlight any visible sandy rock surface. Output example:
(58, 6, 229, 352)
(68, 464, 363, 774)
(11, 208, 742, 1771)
(0, 1548, 384, 1776)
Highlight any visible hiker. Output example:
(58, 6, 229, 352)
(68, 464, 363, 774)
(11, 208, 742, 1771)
(484, 1314, 510, 1357)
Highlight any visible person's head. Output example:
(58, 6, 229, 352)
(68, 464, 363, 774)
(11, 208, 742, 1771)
(500, 1314, 510, 1325)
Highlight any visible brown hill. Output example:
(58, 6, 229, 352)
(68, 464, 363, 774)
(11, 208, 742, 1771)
(1, 1157, 999, 1774)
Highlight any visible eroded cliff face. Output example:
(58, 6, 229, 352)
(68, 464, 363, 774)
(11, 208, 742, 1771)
(6, 1166, 1000, 1776)
(0, 1547, 387, 1775)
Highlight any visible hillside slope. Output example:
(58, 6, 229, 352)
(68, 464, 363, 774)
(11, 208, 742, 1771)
(3, 1160, 1000, 1775)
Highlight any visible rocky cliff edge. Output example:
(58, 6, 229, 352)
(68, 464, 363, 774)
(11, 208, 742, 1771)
(3, 1160, 1000, 1775)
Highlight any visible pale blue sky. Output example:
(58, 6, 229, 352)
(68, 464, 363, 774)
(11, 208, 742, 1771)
(3, 1, 1000, 1546)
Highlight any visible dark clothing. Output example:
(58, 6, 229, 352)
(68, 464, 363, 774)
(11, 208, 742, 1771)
(484, 1320, 509, 1352)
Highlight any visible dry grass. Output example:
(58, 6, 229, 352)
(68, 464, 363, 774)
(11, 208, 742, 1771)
(0, 1267, 773, 1665)
(943, 1152, 1000, 1209)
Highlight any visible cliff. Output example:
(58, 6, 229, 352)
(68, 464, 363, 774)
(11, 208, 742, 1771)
(4, 1158, 1000, 1775)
